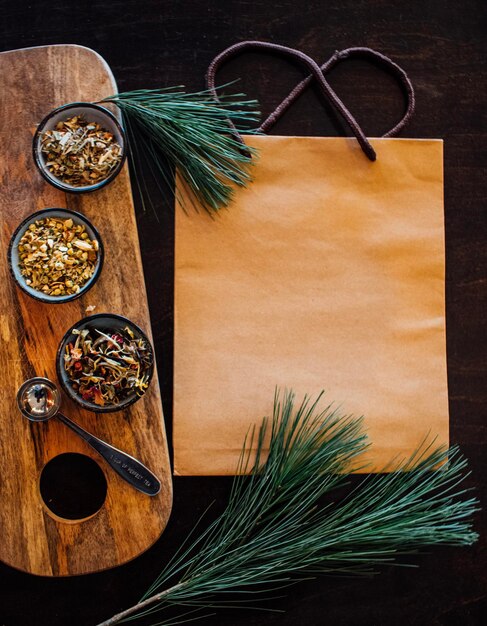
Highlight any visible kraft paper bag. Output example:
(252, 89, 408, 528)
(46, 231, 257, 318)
(173, 134, 448, 476)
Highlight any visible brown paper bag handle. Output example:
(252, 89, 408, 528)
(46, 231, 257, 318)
(206, 41, 416, 161)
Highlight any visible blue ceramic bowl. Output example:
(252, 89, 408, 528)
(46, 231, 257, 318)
(33, 102, 126, 193)
(8, 207, 104, 303)
(56, 313, 155, 413)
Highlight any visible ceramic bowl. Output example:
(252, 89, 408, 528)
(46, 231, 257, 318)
(33, 102, 126, 193)
(56, 313, 155, 413)
(8, 207, 104, 304)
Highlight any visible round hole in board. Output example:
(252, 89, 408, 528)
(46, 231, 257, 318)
(39, 453, 107, 522)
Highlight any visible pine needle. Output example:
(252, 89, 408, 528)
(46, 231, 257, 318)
(96, 389, 479, 626)
(101, 86, 260, 214)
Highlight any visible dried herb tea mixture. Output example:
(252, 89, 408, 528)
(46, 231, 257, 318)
(64, 326, 153, 406)
(18, 217, 99, 296)
(40, 115, 123, 186)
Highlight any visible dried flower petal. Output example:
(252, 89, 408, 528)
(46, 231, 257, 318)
(17, 216, 99, 296)
(64, 326, 152, 406)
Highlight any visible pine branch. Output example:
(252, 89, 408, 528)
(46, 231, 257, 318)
(96, 389, 479, 626)
(101, 86, 260, 213)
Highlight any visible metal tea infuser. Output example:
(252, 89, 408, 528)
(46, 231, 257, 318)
(17, 377, 161, 496)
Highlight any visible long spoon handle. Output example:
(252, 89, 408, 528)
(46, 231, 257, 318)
(56, 412, 161, 496)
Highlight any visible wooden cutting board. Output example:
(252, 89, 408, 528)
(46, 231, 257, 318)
(0, 45, 172, 576)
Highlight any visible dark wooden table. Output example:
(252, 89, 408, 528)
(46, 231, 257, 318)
(0, 1, 485, 624)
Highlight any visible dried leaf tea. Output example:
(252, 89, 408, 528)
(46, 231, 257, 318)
(40, 115, 123, 186)
(64, 326, 153, 406)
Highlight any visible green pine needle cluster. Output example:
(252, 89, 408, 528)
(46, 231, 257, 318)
(102, 87, 259, 213)
(96, 390, 479, 626)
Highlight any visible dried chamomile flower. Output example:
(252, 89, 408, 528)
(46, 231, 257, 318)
(18, 216, 99, 296)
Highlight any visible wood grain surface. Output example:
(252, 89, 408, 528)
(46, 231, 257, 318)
(0, 1, 485, 625)
(0, 45, 172, 576)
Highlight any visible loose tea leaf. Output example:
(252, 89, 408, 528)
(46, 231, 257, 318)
(17, 217, 99, 296)
(40, 115, 123, 186)
(64, 326, 153, 406)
